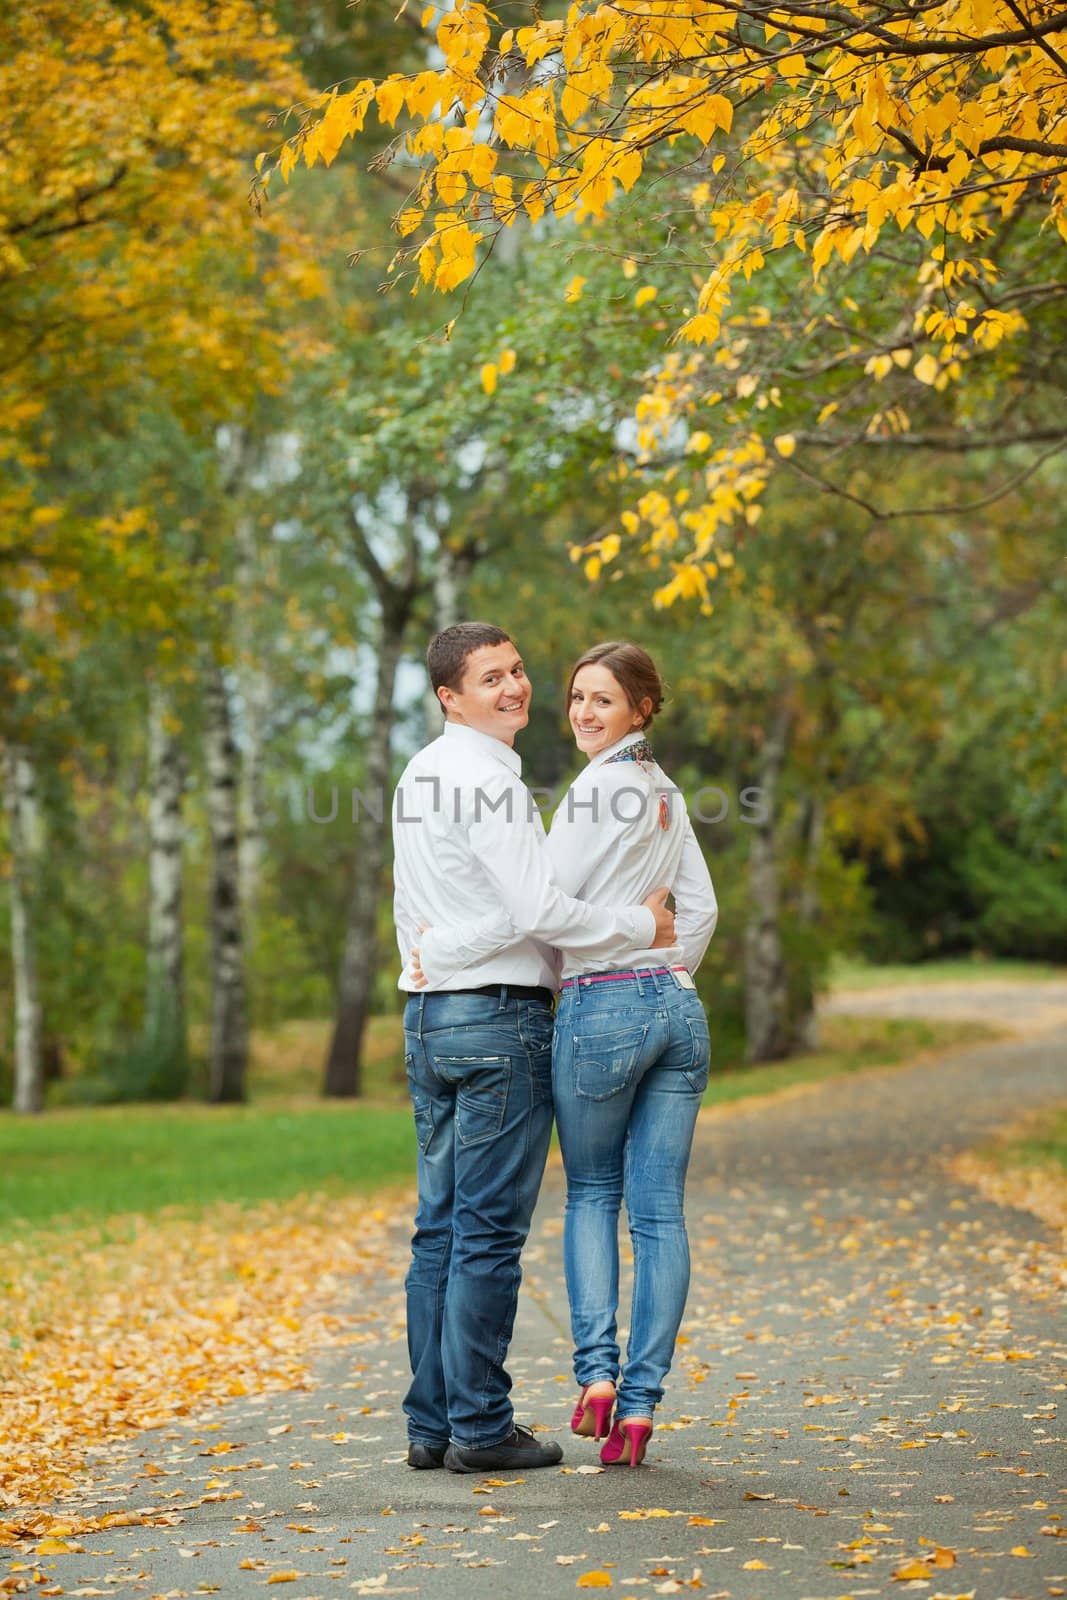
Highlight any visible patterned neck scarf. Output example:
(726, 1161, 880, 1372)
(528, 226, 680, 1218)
(604, 737, 670, 829)
(605, 737, 655, 767)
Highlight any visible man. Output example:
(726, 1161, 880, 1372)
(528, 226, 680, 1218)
(393, 621, 676, 1474)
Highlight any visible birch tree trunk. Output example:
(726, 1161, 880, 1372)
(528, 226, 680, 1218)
(3, 747, 43, 1113)
(145, 682, 187, 1085)
(323, 615, 405, 1097)
(234, 511, 271, 918)
(744, 701, 792, 1063)
(204, 661, 248, 1103)
(791, 793, 826, 1052)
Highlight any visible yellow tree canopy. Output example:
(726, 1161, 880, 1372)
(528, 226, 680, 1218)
(1, 0, 315, 711)
(269, 1, 1067, 603)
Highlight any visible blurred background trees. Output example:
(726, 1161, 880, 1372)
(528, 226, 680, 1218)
(1, 0, 1064, 1111)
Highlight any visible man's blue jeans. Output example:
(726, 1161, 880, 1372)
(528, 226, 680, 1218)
(553, 969, 710, 1420)
(403, 989, 554, 1450)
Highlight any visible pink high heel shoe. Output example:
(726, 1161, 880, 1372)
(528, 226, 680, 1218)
(571, 1383, 616, 1439)
(600, 1416, 652, 1467)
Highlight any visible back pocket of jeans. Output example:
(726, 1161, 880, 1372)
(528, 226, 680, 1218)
(682, 1012, 711, 1093)
(439, 1056, 511, 1146)
(572, 1024, 649, 1101)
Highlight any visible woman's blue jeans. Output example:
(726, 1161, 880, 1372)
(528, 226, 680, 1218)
(553, 969, 710, 1420)
(402, 989, 554, 1451)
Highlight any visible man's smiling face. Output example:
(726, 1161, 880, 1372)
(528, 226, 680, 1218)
(439, 641, 531, 746)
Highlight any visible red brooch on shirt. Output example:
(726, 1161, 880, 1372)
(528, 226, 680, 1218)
(605, 739, 670, 830)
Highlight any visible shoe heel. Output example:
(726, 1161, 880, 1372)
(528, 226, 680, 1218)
(588, 1396, 614, 1440)
(571, 1386, 616, 1439)
(623, 1420, 651, 1468)
(600, 1417, 652, 1467)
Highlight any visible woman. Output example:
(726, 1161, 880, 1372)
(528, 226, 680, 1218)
(547, 641, 717, 1466)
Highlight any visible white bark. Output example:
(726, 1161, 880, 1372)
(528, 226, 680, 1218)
(146, 682, 186, 1050)
(234, 510, 271, 916)
(3, 747, 43, 1113)
(204, 662, 248, 1103)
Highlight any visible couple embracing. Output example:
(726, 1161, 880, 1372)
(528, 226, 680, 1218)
(392, 622, 718, 1474)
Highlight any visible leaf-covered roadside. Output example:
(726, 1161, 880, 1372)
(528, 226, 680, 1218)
(951, 1107, 1067, 1240)
(0, 1192, 411, 1519)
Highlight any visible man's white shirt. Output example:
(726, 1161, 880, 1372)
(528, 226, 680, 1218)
(393, 723, 658, 992)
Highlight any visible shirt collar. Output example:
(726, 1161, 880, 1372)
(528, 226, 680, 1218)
(442, 720, 523, 776)
(587, 730, 645, 772)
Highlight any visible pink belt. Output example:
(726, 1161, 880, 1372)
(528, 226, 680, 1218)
(560, 965, 689, 989)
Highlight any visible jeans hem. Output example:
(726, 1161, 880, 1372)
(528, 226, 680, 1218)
(409, 1433, 450, 1448)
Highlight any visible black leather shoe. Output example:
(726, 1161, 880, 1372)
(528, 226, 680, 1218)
(444, 1425, 563, 1474)
(407, 1441, 447, 1469)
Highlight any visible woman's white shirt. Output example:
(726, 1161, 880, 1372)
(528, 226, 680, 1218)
(546, 731, 717, 979)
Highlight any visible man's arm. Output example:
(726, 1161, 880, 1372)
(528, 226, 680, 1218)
(416, 773, 671, 985)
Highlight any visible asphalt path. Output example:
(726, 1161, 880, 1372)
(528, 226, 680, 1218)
(8, 984, 1066, 1599)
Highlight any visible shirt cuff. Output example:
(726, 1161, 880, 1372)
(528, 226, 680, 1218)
(630, 905, 657, 947)
(416, 928, 448, 988)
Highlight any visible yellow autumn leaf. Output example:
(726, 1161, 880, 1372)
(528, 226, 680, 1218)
(743, 1558, 770, 1569)
(913, 353, 940, 385)
(375, 78, 405, 126)
(36, 1538, 81, 1554)
(565, 274, 587, 303)
(774, 433, 797, 457)
(397, 208, 423, 237)
(584, 555, 602, 581)
(481, 362, 498, 395)
(267, 1572, 302, 1584)
(1011, 1546, 1033, 1556)
(498, 348, 516, 375)
(893, 1559, 933, 1580)
(576, 1575, 612, 1589)
(634, 285, 658, 308)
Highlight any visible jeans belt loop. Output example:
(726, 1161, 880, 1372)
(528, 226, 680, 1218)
(498, 984, 509, 1011)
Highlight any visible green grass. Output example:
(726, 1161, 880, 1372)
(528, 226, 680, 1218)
(0, 1100, 416, 1232)
(829, 955, 1066, 990)
(990, 1106, 1067, 1174)
(1, 1012, 998, 1235)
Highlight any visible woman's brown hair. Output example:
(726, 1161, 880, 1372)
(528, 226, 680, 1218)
(565, 641, 665, 730)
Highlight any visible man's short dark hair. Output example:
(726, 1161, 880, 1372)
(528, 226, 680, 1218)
(427, 621, 512, 699)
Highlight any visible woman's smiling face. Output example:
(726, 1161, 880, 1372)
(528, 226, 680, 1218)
(568, 663, 649, 760)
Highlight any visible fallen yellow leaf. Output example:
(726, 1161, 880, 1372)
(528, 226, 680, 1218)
(267, 1572, 303, 1584)
(893, 1560, 933, 1580)
(577, 1574, 612, 1589)
(743, 1559, 770, 1570)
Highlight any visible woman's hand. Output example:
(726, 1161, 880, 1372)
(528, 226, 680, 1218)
(410, 924, 429, 989)
(643, 887, 676, 949)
